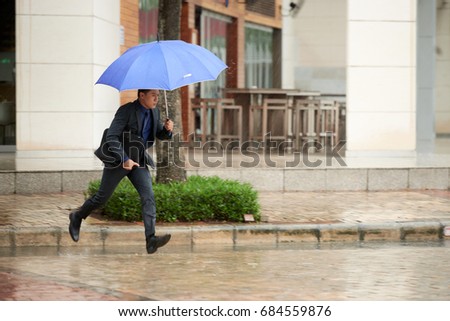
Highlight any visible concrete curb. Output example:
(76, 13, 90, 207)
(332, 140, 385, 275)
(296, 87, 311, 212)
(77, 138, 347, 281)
(1, 221, 449, 249)
(1, 166, 449, 194)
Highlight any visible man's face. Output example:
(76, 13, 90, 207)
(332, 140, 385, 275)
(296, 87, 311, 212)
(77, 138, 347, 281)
(139, 90, 160, 109)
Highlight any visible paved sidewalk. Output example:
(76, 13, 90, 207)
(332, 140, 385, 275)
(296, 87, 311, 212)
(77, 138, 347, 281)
(1, 190, 450, 250)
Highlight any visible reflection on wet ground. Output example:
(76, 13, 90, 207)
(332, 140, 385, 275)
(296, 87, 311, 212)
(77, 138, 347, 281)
(0, 240, 449, 257)
(1, 241, 449, 301)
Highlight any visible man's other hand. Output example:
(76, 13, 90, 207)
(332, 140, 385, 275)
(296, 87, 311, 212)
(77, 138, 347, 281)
(123, 159, 139, 170)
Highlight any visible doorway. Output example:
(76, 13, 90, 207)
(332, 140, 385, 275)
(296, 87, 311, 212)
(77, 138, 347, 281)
(0, 0, 16, 151)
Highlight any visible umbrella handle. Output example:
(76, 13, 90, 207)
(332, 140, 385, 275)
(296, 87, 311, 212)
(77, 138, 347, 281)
(164, 90, 169, 119)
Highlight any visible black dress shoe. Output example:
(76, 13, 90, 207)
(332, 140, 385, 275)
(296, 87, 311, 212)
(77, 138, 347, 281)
(69, 212, 82, 242)
(146, 234, 171, 254)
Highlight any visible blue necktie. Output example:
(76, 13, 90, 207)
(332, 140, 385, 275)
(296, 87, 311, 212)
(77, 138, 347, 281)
(142, 110, 151, 141)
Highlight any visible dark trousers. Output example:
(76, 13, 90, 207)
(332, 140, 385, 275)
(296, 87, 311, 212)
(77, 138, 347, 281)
(76, 166, 156, 238)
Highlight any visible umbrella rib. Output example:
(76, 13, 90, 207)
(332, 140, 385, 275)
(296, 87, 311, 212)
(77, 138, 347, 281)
(160, 44, 173, 89)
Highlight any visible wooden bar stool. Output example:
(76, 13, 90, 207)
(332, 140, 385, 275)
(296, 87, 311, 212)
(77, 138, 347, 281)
(190, 98, 242, 147)
(292, 98, 321, 151)
(216, 99, 243, 148)
(190, 98, 209, 144)
(317, 100, 340, 148)
(249, 98, 289, 145)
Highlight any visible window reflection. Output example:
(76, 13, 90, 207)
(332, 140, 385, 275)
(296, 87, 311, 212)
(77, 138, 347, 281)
(245, 23, 273, 89)
(139, 0, 159, 43)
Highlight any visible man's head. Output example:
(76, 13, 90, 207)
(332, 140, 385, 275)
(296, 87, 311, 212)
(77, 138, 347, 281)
(138, 89, 160, 109)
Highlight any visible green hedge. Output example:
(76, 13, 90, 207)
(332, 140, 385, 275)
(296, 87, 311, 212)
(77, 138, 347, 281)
(85, 175, 260, 223)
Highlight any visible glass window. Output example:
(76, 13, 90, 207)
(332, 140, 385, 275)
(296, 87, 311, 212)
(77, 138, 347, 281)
(200, 11, 230, 98)
(245, 23, 273, 88)
(139, 0, 159, 43)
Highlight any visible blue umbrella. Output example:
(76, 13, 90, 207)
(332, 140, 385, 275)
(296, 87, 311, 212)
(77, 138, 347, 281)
(96, 40, 228, 116)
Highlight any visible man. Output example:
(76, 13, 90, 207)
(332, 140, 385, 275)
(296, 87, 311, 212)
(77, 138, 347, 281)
(69, 89, 173, 254)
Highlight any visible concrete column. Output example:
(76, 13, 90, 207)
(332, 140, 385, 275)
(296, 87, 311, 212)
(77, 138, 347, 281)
(282, 0, 346, 93)
(15, 0, 120, 158)
(436, 0, 450, 135)
(417, 0, 436, 153)
(346, 0, 417, 157)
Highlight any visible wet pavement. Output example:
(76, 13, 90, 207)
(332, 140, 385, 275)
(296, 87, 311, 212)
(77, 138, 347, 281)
(1, 190, 450, 249)
(0, 241, 449, 300)
(0, 189, 449, 300)
(1, 190, 450, 228)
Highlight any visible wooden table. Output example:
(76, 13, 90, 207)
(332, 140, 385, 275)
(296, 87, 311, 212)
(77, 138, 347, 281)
(286, 91, 321, 102)
(224, 88, 300, 102)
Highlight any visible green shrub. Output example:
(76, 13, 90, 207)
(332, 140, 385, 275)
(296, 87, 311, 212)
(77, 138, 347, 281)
(85, 175, 260, 223)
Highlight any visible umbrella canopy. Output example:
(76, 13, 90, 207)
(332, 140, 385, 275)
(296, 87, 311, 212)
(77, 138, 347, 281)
(96, 40, 228, 91)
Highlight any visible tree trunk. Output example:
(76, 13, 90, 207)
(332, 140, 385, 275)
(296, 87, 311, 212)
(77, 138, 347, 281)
(156, 0, 187, 183)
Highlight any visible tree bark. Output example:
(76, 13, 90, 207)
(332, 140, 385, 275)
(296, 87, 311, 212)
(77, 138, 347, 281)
(156, 0, 187, 183)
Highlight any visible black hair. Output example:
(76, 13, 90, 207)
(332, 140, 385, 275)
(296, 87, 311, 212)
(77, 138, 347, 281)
(137, 89, 151, 97)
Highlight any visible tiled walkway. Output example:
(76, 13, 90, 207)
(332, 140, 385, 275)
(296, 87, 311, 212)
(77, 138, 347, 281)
(1, 190, 450, 229)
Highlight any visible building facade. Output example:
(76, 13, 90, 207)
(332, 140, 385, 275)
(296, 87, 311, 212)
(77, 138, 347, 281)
(282, 0, 450, 156)
(4, 0, 282, 157)
(1, 0, 448, 160)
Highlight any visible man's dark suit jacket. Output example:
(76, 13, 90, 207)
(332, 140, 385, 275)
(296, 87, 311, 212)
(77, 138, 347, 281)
(94, 99, 172, 168)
